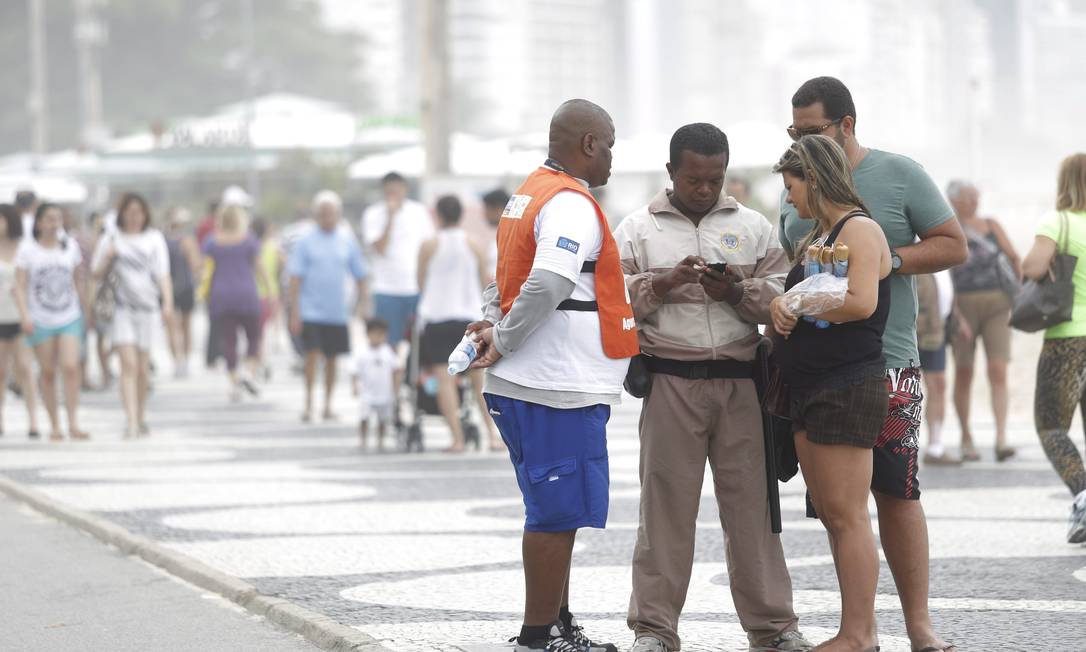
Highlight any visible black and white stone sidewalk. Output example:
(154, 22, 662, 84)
(1, 352, 1083, 651)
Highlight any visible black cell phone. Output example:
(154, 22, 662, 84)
(706, 262, 727, 273)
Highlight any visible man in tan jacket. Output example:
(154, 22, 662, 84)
(613, 123, 810, 652)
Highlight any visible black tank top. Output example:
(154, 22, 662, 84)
(776, 212, 891, 389)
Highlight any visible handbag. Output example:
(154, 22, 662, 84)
(93, 238, 118, 325)
(1010, 212, 1078, 332)
(987, 219, 1021, 299)
(754, 338, 799, 483)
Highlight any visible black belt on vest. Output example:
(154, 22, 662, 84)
(556, 261, 598, 311)
(644, 356, 754, 380)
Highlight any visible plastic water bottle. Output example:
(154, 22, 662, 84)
(447, 334, 478, 375)
(813, 247, 834, 329)
(832, 244, 850, 278)
(802, 245, 822, 326)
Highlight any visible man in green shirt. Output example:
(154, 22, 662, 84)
(778, 77, 967, 652)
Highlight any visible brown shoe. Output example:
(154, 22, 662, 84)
(961, 442, 981, 462)
(995, 445, 1017, 462)
(923, 451, 963, 466)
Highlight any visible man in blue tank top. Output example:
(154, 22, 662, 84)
(778, 77, 967, 652)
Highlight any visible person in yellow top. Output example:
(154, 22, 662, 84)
(252, 218, 283, 376)
(1022, 152, 1086, 544)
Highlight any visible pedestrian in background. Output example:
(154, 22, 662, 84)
(86, 211, 114, 389)
(352, 318, 401, 452)
(482, 188, 511, 282)
(14, 203, 90, 441)
(202, 205, 267, 402)
(165, 207, 200, 378)
(92, 193, 173, 438)
(416, 194, 501, 453)
(362, 172, 434, 347)
(289, 191, 367, 422)
(947, 180, 1019, 462)
(917, 271, 965, 465)
(252, 217, 283, 378)
(1022, 152, 1086, 544)
(0, 203, 40, 439)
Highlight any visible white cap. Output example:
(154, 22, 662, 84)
(221, 185, 254, 208)
(311, 189, 343, 214)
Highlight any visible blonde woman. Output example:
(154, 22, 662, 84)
(0, 204, 40, 439)
(202, 205, 269, 401)
(770, 135, 891, 652)
(1022, 152, 1086, 543)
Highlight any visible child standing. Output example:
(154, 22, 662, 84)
(352, 319, 401, 451)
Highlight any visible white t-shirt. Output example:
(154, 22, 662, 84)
(489, 190, 630, 395)
(354, 342, 401, 406)
(14, 239, 83, 328)
(92, 229, 170, 311)
(361, 199, 435, 296)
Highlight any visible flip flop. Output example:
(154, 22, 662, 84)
(914, 645, 955, 652)
(70, 430, 90, 440)
(49, 432, 64, 442)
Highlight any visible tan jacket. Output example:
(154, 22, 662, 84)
(613, 190, 788, 362)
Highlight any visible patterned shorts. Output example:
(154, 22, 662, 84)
(790, 373, 888, 448)
(873, 367, 924, 501)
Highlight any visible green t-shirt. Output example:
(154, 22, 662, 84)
(1036, 210, 1086, 339)
(779, 149, 954, 369)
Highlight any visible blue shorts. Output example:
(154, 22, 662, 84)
(918, 346, 946, 373)
(374, 293, 419, 346)
(27, 317, 84, 347)
(484, 394, 610, 532)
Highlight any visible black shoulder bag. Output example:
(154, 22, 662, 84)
(1010, 212, 1077, 333)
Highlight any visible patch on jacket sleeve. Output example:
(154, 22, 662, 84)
(556, 237, 580, 254)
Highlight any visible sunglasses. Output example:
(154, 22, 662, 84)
(786, 118, 843, 141)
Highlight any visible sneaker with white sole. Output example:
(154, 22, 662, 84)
(749, 630, 815, 651)
(629, 635, 668, 652)
(1069, 489, 1086, 544)
(511, 624, 584, 651)
(563, 616, 617, 652)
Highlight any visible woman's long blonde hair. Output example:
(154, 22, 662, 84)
(774, 135, 869, 261)
(218, 204, 250, 236)
(1057, 153, 1086, 212)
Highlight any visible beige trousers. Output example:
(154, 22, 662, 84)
(627, 374, 799, 650)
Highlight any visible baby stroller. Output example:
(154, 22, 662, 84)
(402, 322, 481, 453)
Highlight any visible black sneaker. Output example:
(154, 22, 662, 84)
(563, 617, 618, 652)
(510, 624, 584, 651)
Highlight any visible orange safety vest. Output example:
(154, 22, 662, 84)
(495, 166, 639, 359)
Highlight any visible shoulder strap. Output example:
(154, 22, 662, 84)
(824, 210, 865, 246)
(1059, 212, 1070, 254)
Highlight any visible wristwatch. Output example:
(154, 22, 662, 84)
(890, 250, 903, 274)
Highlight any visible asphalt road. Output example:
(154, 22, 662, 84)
(0, 495, 319, 652)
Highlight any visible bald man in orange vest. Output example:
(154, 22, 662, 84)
(468, 99, 637, 652)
